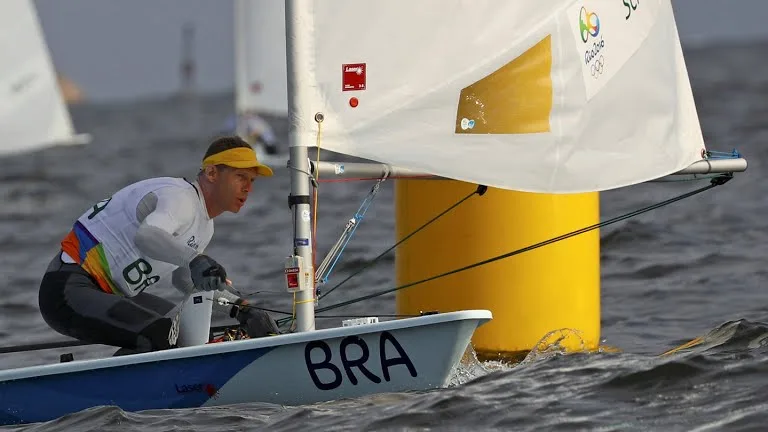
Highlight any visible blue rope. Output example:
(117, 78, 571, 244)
(319, 183, 381, 284)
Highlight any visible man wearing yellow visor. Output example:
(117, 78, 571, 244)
(38, 136, 280, 356)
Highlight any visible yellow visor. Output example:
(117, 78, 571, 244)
(202, 147, 274, 177)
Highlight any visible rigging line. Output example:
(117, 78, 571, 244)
(315, 174, 733, 313)
(316, 173, 389, 285)
(317, 184, 488, 301)
(211, 297, 293, 316)
(286, 164, 316, 184)
(275, 313, 427, 326)
(318, 175, 434, 183)
(239, 290, 288, 297)
(650, 174, 725, 183)
(312, 123, 323, 278)
(310, 313, 423, 318)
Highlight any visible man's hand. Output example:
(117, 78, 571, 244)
(231, 299, 281, 338)
(189, 254, 227, 292)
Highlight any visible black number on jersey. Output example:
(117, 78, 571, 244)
(122, 258, 160, 294)
(87, 197, 113, 220)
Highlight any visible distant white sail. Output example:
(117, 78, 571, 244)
(0, 0, 91, 155)
(286, 0, 704, 193)
(234, 0, 288, 117)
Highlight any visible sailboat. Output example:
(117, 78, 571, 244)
(229, 0, 289, 165)
(0, 0, 92, 155)
(0, 0, 747, 426)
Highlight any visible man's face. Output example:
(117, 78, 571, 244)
(212, 166, 259, 213)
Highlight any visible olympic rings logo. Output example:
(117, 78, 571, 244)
(590, 56, 604, 78)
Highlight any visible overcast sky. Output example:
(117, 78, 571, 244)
(34, 0, 768, 102)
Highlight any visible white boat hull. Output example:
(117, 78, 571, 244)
(0, 309, 491, 425)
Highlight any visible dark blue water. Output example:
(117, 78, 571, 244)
(2, 39, 768, 431)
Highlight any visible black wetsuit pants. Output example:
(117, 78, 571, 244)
(38, 253, 176, 353)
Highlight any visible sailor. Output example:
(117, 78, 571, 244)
(37, 136, 280, 354)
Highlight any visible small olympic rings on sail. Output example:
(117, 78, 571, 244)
(590, 56, 604, 78)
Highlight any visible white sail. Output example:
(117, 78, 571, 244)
(0, 0, 90, 155)
(234, 0, 288, 117)
(287, 0, 705, 193)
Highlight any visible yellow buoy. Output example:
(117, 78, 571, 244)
(395, 179, 600, 361)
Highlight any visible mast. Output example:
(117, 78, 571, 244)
(285, 0, 315, 332)
(180, 22, 196, 98)
(233, 0, 246, 136)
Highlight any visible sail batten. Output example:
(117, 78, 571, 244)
(288, 0, 706, 193)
